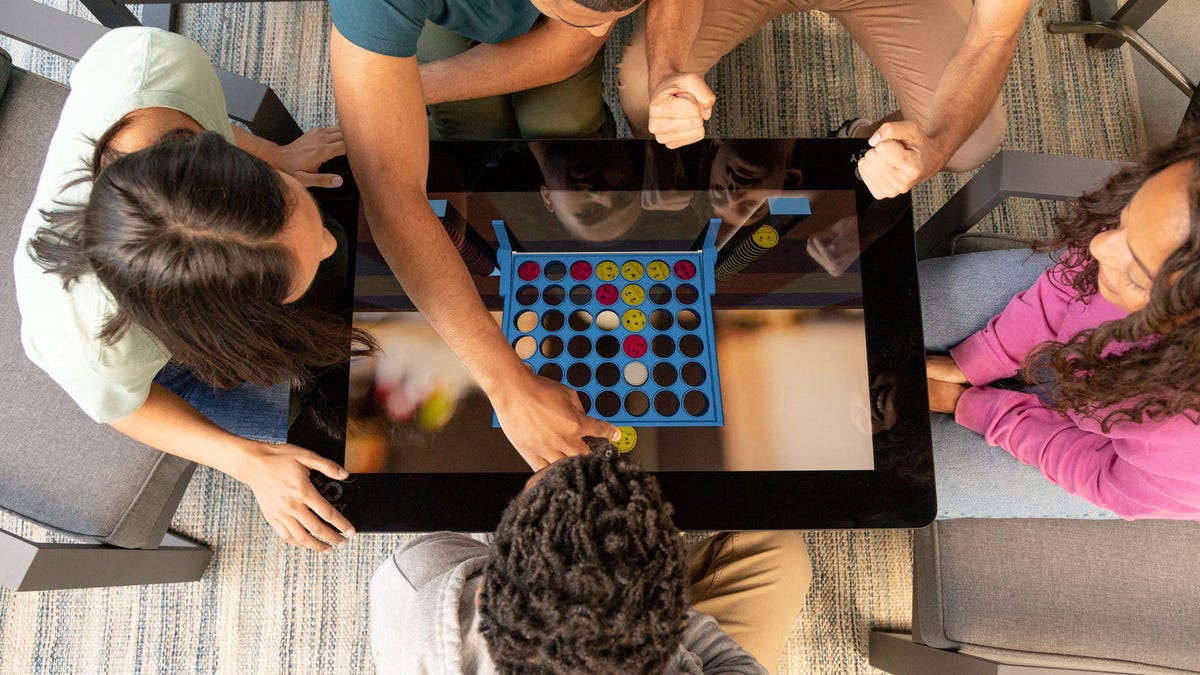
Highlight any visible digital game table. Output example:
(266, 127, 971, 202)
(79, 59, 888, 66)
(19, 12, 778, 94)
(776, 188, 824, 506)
(294, 138, 935, 531)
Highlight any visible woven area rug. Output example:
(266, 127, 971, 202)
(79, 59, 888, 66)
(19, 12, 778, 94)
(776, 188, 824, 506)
(1, 0, 1145, 673)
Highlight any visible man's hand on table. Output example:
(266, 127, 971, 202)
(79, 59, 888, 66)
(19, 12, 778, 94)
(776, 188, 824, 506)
(490, 370, 621, 470)
(856, 121, 951, 200)
(646, 72, 714, 149)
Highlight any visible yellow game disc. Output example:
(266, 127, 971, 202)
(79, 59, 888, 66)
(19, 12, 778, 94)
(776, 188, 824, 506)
(621, 260, 645, 281)
(621, 284, 645, 306)
(596, 260, 619, 281)
(751, 225, 780, 248)
(647, 260, 670, 281)
(614, 426, 638, 453)
(622, 308, 646, 332)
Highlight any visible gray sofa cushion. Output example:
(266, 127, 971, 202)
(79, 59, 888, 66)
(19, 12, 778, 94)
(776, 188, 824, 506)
(919, 518, 1200, 672)
(0, 66, 195, 549)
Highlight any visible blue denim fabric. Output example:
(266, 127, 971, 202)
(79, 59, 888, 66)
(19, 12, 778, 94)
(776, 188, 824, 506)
(919, 248, 1118, 519)
(154, 361, 290, 444)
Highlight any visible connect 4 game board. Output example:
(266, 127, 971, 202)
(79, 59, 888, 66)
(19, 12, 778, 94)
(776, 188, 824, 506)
(493, 220, 725, 428)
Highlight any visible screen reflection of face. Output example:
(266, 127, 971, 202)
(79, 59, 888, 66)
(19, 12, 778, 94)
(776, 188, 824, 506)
(531, 141, 642, 242)
(708, 139, 799, 228)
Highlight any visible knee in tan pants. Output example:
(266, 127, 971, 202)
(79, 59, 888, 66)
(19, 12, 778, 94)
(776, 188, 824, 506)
(688, 531, 812, 673)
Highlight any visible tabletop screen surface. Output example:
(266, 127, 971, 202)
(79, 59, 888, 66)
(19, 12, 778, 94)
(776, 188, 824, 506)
(343, 139, 913, 474)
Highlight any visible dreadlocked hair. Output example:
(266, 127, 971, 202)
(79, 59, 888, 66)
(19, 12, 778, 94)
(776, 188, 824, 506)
(1023, 131, 1200, 431)
(478, 447, 688, 675)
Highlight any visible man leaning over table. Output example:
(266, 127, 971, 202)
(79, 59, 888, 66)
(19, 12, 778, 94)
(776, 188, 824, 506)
(327, 0, 652, 468)
(618, 0, 1032, 200)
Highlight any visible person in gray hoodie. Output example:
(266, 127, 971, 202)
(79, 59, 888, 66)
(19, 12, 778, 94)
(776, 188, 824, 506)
(369, 447, 811, 673)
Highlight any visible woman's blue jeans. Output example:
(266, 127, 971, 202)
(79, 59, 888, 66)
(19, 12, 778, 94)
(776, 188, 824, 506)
(154, 362, 289, 444)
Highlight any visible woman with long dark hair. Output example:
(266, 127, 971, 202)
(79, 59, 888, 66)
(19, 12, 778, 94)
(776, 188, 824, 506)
(15, 27, 373, 550)
(922, 133, 1200, 519)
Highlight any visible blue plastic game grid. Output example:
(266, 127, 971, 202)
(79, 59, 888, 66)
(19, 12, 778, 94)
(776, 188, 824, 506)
(493, 219, 725, 427)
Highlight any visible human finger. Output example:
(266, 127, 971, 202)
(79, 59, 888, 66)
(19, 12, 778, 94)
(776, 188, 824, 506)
(294, 171, 345, 189)
(295, 451, 351, 480)
(647, 114, 703, 138)
(525, 454, 551, 472)
(282, 516, 331, 552)
(580, 413, 620, 442)
(871, 140, 921, 184)
(657, 129, 700, 148)
(316, 139, 347, 162)
(668, 74, 715, 113)
(307, 493, 355, 537)
(295, 506, 347, 548)
(266, 517, 295, 547)
(650, 93, 705, 119)
(856, 155, 902, 200)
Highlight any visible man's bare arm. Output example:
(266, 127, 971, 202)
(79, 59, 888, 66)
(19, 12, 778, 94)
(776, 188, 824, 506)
(420, 19, 607, 105)
(642, 0, 713, 148)
(330, 28, 618, 469)
(917, 0, 1031, 165)
(644, 0, 702, 86)
(857, 0, 1031, 198)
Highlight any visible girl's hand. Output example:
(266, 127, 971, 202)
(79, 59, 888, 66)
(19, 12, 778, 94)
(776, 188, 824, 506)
(276, 125, 347, 189)
(490, 371, 621, 471)
(928, 378, 968, 414)
(237, 442, 356, 552)
(926, 354, 968, 384)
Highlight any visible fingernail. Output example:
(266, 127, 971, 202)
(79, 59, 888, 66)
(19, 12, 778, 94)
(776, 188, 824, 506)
(345, 528, 356, 538)
(868, 133, 881, 146)
(339, 469, 349, 479)
(331, 176, 344, 187)
(612, 430, 622, 441)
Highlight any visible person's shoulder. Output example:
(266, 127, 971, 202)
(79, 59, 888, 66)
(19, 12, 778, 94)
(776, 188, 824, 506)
(328, 0, 433, 58)
(71, 27, 202, 87)
(390, 532, 489, 586)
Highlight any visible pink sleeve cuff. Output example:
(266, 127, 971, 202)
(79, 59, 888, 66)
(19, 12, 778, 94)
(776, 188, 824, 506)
(950, 331, 1016, 386)
(954, 385, 1002, 435)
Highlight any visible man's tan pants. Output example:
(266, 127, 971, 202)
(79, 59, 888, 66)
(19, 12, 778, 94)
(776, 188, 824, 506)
(689, 531, 812, 673)
(617, 0, 1006, 172)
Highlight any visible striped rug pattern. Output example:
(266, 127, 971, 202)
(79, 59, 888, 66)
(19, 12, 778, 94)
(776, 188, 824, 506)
(1, 0, 1144, 672)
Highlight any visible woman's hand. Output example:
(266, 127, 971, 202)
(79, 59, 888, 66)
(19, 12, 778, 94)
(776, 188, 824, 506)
(927, 379, 968, 414)
(490, 371, 621, 470)
(236, 442, 356, 552)
(275, 125, 347, 189)
(926, 354, 968, 384)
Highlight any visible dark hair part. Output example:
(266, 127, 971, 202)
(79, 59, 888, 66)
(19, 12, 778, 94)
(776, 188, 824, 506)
(1025, 132, 1200, 430)
(479, 447, 688, 674)
(569, 0, 642, 12)
(29, 127, 375, 388)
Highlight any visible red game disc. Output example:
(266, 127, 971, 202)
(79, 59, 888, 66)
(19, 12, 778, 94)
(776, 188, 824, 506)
(596, 283, 619, 306)
(623, 334, 648, 358)
(673, 260, 696, 280)
(570, 260, 593, 280)
(518, 261, 541, 281)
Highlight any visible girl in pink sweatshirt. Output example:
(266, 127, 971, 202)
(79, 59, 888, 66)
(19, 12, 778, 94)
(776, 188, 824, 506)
(922, 135, 1200, 520)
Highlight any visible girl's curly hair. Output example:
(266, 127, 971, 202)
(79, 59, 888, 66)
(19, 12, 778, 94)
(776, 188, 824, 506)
(478, 447, 688, 674)
(1023, 131, 1200, 431)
